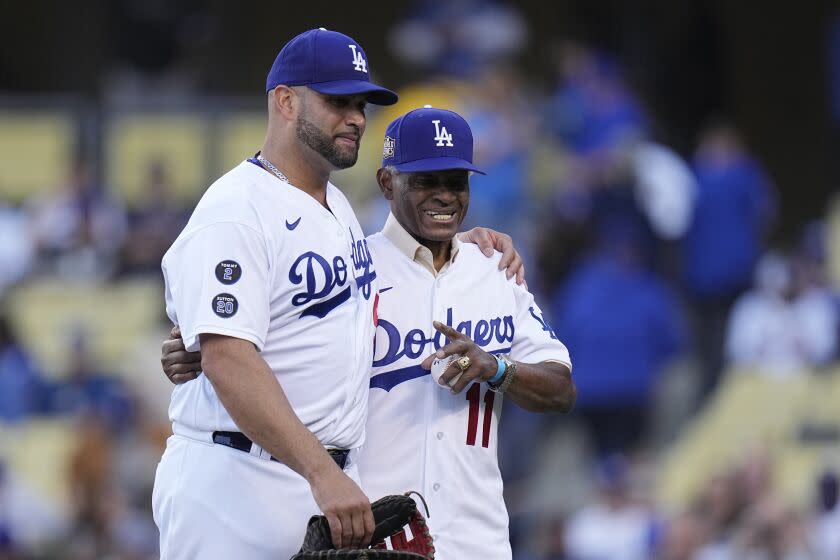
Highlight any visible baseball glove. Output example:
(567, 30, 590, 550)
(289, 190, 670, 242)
(290, 492, 435, 560)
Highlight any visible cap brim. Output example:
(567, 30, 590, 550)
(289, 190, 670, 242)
(308, 80, 398, 106)
(392, 157, 485, 175)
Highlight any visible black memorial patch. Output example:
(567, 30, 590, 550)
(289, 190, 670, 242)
(215, 261, 242, 285)
(212, 293, 239, 318)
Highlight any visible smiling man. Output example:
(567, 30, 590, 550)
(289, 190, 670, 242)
(359, 106, 576, 560)
(153, 28, 398, 560)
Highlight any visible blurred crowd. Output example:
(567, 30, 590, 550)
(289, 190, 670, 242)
(2, 1, 840, 559)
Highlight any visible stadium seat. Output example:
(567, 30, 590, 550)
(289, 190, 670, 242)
(0, 418, 76, 508)
(657, 369, 840, 511)
(216, 113, 265, 175)
(0, 111, 75, 204)
(104, 114, 209, 208)
(8, 278, 163, 378)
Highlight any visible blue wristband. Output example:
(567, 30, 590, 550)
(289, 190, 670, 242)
(489, 355, 506, 384)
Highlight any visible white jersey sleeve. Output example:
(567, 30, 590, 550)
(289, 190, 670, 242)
(509, 281, 571, 368)
(163, 221, 272, 352)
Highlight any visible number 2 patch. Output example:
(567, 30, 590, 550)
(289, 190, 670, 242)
(212, 293, 238, 318)
(215, 261, 242, 285)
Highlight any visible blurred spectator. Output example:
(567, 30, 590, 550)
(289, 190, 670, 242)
(0, 460, 65, 555)
(0, 312, 48, 424)
(28, 157, 127, 280)
(811, 469, 840, 558)
(539, 45, 656, 292)
(65, 417, 114, 559)
(691, 469, 746, 558)
(631, 142, 697, 242)
(462, 65, 537, 233)
(547, 42, 646, 158)
(657, 510, 709, 560)
(727, 498, 813, 559)
(61, 409, 158, 559)
(119, 158, 190, 276)
(564, 454, 658, 560)
(682, 123, 776, 400)
(690, 450, 778, 559)
(49, 328, 133, 432)
(725, 251, 837, 375)
(388, 0, 527, 77)
(0, 463, 12, 560)
(513, 514, 568, 560)
(0, 205, 33, 295)
(551, 222, 685, 455)
(539, 144, 658, 304)
(739, 448, 775, 507)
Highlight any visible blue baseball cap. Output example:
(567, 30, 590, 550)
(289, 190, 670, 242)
(265, 28, 398, 106)
(382, 106, 485, 174)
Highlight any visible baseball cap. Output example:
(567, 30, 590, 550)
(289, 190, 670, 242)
(382, 106, 485, 174)
(266, 28, 398, 106)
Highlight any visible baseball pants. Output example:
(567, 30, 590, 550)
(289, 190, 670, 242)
(153, 433, 360, 560)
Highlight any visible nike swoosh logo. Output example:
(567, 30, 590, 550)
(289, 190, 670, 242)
(286, 217, 301, 230)
(379, 286, 393, 293)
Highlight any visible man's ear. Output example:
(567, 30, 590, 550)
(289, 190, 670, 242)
(271, 85, 297, 119)
(377, 168, 394, 200)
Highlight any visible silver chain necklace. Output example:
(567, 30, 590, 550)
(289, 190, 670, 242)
(257, 154, 290, 184)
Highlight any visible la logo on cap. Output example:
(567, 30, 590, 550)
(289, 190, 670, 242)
(433, 120, 454, 147)
(348, 44, 367, 73)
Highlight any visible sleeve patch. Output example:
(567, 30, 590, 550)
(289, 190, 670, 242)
(212, 293, 239, 318)
(215, 261, 242, 285)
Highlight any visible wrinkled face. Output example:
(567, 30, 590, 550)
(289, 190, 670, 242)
(295, 89, 367, 169)
(386, 169, 470, 243)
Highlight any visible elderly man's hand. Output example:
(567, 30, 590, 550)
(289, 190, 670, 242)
(421, 321, 499, 394)
(458, 227, 526, 286)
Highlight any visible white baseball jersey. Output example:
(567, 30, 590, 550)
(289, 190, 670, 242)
(155, 159, 377, 559)
(357, 218, 571, 560)
(161, 159, 377, 448)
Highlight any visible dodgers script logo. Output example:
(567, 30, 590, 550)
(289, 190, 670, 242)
(373, 307, 514, 368)
(349, 44, 367, 73)
(350, 229, 376, 299)
(288, 229, 376, 319)
(433, 119, 454, 147)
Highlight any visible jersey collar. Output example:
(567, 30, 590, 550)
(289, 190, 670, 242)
(381, 213, 459, 277)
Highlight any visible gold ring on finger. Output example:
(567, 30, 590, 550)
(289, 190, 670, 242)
(456, 356, 471, 372)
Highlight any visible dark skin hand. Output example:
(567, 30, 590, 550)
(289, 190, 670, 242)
(161, 326, 201, 383)
(458, 227, 526, 287)
(420, 321, 501, 394)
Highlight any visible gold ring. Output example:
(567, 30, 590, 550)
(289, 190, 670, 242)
(456, 356, 471, 372)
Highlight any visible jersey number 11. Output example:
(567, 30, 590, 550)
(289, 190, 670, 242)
(466, 384, 495, 448)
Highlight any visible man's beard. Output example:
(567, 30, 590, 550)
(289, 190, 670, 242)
(296, 116, 359, 169)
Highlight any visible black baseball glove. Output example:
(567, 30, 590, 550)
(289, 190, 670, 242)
(290, 493, 435, 560)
